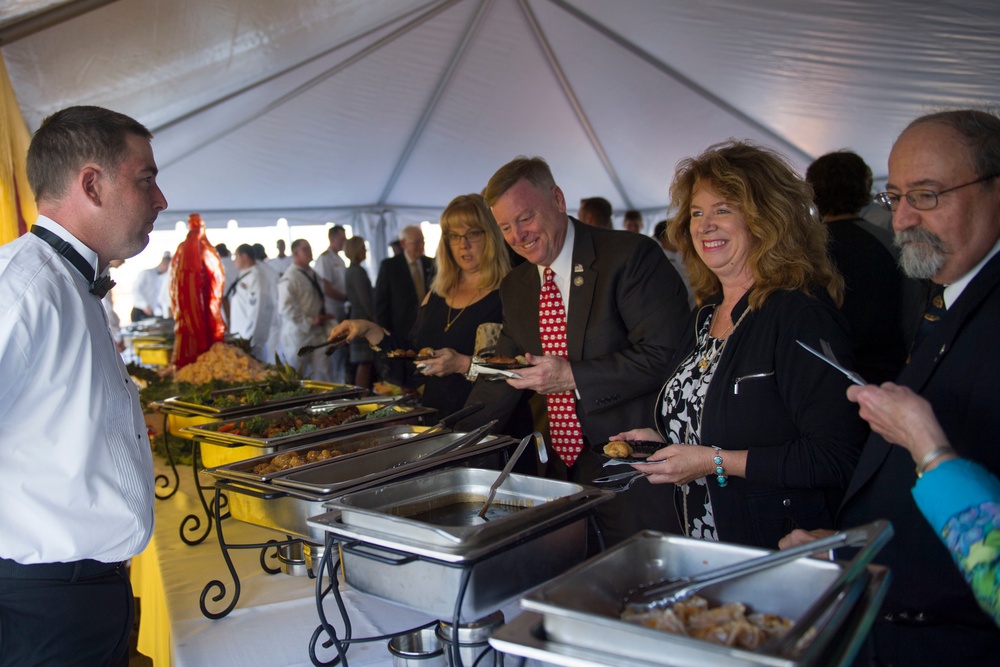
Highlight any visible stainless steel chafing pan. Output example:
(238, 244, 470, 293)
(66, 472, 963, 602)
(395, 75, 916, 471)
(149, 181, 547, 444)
(206, 430, 514, 542)
(519, 531, 891, 667)
(307, 468, 613, 619)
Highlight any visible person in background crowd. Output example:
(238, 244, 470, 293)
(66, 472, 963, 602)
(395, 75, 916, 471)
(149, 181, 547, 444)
(0, 105, 164, 666)
(458, 157, 690, 546)
(806, 151, 908, 383)
(253, 242, 282, 363)
(342, 236, 375, 389)
(130, 250, 170, 322)
(227, 243, 275, 361)
(653, 218, 694, 309)
(623, 209, 643, 233)
(374, 225, 435, 351)
(612, 140, 866, 549)
(267, 238, 293, 275)
(577, 196, 613, 229)
(215, 242, 237, 311)
(388, 238, 403, 257)
(278, 239, 331, 378)
(314, 225, 348, 384)
(782, 109, 1000, 665)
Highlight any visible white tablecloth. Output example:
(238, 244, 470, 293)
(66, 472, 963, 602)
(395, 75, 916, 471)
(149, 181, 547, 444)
(133, 457, 447, 667)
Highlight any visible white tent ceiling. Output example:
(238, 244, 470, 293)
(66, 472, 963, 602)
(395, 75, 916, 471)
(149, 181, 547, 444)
(3, 0, 1000, 232)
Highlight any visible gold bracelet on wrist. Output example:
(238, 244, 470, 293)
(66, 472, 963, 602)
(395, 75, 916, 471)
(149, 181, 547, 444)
(916, 446, 954, 478)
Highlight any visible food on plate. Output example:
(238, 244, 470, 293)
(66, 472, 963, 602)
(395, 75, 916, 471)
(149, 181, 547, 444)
(479, 354, 528, 366)
(252, 447, 345, 475)
(386, 349, 417, 358)
(621, 595, 794, 650)
(417, 347, 435, 358)
(603, 440, 634, 458)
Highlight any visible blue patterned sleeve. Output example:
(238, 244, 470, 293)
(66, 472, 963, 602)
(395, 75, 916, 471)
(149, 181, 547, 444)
(912, 458, 1000, 626)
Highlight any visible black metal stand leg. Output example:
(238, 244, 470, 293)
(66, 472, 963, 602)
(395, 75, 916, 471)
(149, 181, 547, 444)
(154, 413, 180, 500)
(199, 487, 299, 619)
(180, 441, 229, 545)
(309, 534, 352, 666)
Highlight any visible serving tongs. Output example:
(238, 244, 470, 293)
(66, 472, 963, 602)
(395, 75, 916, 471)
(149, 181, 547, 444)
(477, 432, 547, 520)
(764, 519, 893, 660)
(297, 333, 349, 357)
(623, 520, 891, 613)
(304, 394, 410, 416)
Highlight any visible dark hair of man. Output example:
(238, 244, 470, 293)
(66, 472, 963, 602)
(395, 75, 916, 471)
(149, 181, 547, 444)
(907, 109, 1000, 184)
(624, 209, 642, 223)
(579, 197, 613, 228)
(252, 243, 267, 261)
(484, 156, 556, 207)
(328, 225, 346, 240)
(215, 243, 231, 258)
(652, 219, 668, 242)
(235, 243, 255, 261)
(805, 151, 873, 218)
(26, 105, 152, 203)
(290, 239, 309, 254)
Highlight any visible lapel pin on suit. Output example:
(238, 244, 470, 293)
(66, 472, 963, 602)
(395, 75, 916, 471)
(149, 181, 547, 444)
(573, 263, 584, 273)
(573, 276, 584, 287)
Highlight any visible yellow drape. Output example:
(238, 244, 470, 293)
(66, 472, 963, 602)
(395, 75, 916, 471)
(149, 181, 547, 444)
(0, 53, 37, 245)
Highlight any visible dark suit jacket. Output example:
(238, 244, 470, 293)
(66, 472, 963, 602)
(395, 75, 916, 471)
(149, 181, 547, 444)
(462, 219, 690, 442)
(827, 218, 908, 384)
(373, 254, 435, 336)
(838, 250, 1000, 641)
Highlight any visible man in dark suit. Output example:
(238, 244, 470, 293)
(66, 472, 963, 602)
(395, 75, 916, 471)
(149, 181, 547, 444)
(460, 156, 691, 546)
(783, 110, 1000, 665)
(374, 225, 435, 336)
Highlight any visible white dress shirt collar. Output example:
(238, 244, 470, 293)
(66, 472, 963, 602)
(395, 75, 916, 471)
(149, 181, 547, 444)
(35, 214, 103, 279)
(943, 237, 1000, 309)
(536, 217, 576, 311)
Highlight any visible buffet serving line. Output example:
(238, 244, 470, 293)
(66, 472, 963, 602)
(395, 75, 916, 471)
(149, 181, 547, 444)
(131, 370, 894, 667)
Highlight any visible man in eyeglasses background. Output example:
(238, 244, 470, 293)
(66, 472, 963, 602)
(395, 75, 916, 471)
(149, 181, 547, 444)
(782, 109, 1000, 665)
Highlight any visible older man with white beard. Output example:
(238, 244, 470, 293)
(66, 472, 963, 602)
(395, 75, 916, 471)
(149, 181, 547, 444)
(782, 109, 1000, 666)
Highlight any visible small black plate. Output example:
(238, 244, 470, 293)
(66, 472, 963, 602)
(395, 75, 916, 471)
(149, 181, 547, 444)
(592, 440, 664, 465)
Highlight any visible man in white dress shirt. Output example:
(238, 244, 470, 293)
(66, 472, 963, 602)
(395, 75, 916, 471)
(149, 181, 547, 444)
(313, 225, 348, 383)
(267, 238, 294, 275)
(130, 250, 169, 322)
(0, 106, 165, 666)
(227, 243, 275, 361)
(278, 239, 331, 378)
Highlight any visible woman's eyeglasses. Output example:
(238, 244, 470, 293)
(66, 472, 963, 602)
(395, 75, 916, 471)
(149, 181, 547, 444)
(444, 229, 486, 245)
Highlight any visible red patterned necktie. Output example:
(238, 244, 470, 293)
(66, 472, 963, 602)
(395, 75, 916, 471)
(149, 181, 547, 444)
(539, 267, 583, 466)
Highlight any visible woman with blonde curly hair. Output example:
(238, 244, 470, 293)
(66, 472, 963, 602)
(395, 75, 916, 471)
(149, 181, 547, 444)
(612, 140, 867, 549)
(329, 194, 518, 419)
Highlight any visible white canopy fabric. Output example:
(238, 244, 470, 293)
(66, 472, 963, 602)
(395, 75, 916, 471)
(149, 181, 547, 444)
(3, 0, 1000, 240)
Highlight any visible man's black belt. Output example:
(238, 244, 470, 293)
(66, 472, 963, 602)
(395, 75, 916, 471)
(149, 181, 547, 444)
(0, 557, 123, 582)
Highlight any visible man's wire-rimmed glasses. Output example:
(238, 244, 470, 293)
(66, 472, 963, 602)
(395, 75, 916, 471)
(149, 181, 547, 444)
(874, 173, 999, 212)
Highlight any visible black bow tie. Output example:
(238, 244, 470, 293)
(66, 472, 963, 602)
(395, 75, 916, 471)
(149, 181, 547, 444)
(30, 225, 116, 298)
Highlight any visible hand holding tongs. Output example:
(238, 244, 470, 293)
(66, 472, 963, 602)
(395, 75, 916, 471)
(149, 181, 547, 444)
(623, 520, 891, 613)
(797, 339, 867, 386)
(298, 333, 349, 357)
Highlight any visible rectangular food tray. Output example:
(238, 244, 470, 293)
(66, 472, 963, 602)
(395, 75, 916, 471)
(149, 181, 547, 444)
(160, 380, 367, 417)
(521, 532, 890, 667)
(181, 397, 436, 449)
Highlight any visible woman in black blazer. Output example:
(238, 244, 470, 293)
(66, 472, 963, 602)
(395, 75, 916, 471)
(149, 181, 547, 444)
(612, 141, 868, 548)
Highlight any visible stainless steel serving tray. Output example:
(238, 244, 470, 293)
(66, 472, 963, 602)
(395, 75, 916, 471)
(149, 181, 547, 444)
(307, 469, 612, 619)
(159, 380, 367, 418)
(324, 468, 613, 550)
(207, 434, 516, 542)
(180, 396, 436, 448)
(204, 424, 439, 484)
(520, 531, 891, 667)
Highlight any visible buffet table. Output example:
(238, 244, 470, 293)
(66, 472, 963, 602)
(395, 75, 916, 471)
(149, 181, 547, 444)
(133, 456, 446, 667)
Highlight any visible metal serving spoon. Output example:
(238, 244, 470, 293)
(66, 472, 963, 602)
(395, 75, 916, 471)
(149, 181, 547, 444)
(476, 432, 546, 520)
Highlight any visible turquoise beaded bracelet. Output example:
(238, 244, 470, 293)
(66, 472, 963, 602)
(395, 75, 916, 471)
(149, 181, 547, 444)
(713, 446, 728, 487)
